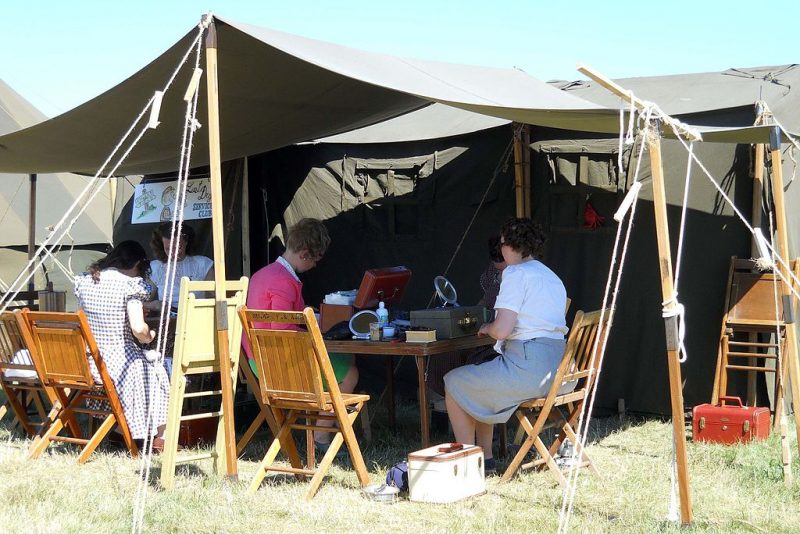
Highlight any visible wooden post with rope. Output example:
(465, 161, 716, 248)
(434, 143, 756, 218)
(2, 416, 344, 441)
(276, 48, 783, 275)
(577, 64, 693, 525)
(205, 19, 238, 480)
(767, 125, 800, 459)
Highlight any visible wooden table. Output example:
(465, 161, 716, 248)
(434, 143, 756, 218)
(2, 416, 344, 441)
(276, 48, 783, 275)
(325, 335, 495, 447)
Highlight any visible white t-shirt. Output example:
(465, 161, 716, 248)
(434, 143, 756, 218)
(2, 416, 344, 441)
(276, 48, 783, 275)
(150, 255, 214, 308)
(493, 259, 568, 346)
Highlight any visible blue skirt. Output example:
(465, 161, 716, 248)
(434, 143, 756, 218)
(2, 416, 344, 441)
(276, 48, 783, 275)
(443, 337, 566, 424)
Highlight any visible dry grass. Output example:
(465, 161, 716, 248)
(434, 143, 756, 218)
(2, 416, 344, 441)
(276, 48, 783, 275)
(1, 404, 799, 533)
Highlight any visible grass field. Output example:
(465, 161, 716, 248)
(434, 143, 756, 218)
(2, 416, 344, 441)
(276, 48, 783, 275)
(1, 403, 799, 533)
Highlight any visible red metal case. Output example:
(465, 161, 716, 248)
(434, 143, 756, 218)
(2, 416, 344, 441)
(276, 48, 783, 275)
(692, 396, 770, 444)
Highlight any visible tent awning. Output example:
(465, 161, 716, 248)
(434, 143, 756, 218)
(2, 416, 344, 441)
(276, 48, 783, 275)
(0, 16, 619, 176)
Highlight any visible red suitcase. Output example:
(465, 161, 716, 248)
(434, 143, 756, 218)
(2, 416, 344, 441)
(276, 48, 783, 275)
(692, 396, 770, 444)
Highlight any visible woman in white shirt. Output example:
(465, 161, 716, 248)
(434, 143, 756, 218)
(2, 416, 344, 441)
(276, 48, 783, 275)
(444, 218, 568, 473)
(145, 222, 214, 313)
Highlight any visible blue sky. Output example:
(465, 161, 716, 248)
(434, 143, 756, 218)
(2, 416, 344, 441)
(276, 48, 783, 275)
(2, 0, 798, 118)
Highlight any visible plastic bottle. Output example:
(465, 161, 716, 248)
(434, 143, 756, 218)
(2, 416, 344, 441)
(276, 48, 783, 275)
(376, 301, 389, 327)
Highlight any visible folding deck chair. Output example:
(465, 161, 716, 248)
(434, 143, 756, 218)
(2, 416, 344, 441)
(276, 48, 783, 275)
(159, 277, 249, 489)
(712, 257, 800, 428)
(22, 310, 138, 463)
(0, 310, 60, 436)
(501, 308, 610, 484)
(239, 306, 370, 500)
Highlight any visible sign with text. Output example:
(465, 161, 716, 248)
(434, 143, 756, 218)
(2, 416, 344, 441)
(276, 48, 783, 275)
(131, 178, 212, 224)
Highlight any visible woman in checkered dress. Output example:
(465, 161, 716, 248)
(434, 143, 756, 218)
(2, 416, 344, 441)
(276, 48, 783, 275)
(74, 241, 169, 443)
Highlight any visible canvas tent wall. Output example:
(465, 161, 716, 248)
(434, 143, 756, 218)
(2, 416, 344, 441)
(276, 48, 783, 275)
(0, 79, 114, 309)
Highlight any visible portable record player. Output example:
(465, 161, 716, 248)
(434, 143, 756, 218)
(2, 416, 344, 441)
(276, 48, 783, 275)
(410, 276, 487, 339)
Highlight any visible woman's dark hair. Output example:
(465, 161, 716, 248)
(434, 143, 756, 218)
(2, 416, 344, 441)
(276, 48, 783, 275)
(488, 236, 504, 263)
(150, 222, 197, 262)
(500, 218, 547, 260)
(88, 240, 151, 282)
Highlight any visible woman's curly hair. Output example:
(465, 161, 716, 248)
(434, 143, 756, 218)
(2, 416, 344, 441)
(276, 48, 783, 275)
(500, 218, 547, 260)
(88, 240, 150, 282)
(150, 222, 197, 262)
(285, 218, 330, 259)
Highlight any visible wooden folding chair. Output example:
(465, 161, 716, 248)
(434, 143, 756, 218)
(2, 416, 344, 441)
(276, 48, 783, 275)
(240, 306, 370, 499)
(21, 310, 138, 463)
(0, 310, 60, 436)
(159, 277, 251, 489)
(501, 308, 610, 484)
(711, 258, 800, 429)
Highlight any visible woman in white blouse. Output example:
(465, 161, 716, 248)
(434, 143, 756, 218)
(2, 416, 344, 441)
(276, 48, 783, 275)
(444, 218, 568, 474)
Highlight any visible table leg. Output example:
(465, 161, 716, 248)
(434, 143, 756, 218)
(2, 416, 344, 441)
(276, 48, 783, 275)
(417, 355, 430, 448)
(385, 355, 395, 430)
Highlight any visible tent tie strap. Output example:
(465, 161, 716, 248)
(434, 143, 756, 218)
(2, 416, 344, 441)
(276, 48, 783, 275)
(661, 295, 687, 363)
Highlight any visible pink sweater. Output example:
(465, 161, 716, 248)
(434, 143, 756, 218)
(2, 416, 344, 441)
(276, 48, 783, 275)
(242, 260, 304, 361)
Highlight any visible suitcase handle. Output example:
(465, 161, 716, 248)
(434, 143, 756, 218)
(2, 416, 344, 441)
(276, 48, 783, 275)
(719, 396, 744, 408)
(438, 443, 464, 453)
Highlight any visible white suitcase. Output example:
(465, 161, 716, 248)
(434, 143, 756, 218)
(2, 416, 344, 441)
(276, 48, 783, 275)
(408, 443, 485, 503)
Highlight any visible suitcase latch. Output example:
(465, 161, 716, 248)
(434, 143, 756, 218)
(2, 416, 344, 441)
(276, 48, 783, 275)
(743, 420, 750, 433)
(458, 314, 477, 328)
(699, 417, 705, 430)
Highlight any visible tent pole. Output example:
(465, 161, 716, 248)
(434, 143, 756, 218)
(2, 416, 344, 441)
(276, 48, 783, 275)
(513, 124, 525, 217)
(522, 125, 532, 218)
(27, 174, 37, 300)
(241, 157, 251, 277)
(747, 144, 765, 408)
(205, 18, 238, 480)
(767, 126, 800, 458)
(577, 64, 693, 525)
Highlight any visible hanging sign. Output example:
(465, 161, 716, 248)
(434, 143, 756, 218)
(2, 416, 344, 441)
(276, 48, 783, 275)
(131, 178, 212, 224)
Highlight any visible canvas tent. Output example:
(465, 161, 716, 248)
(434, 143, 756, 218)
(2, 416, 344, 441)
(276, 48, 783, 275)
(0, 79, 114, 309)
(0, 15, 795, 416)
(201, 66, 799, 416)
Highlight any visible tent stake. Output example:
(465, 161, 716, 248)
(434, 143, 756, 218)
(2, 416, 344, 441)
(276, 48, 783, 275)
(205, 18, 238, 481)
(577, 64, 693, 525)
(767, 126, 800, 460)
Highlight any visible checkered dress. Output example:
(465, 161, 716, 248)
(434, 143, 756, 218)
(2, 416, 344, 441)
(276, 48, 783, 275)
(74, 270, 169, 439)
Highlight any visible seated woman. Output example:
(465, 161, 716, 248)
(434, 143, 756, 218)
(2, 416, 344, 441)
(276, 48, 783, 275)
(444, 218, 568, 473)
(145, 222, 213, 313)
(243, 218, 357, 452)
(74, 241, 170, 450)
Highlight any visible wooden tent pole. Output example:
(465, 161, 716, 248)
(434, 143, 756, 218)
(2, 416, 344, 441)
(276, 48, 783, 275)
(522, 125, 532, 218)
(767, 126, 800, 457)
(27, 174, 37, 298)
(577, 64, 693, 525)
(513, 124, 525, 217)
(205, 19, 238, 480)
(748, 143, 765, 406)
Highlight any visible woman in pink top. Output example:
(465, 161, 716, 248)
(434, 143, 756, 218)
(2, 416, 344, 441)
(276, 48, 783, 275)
(244, 218, 357, 451)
